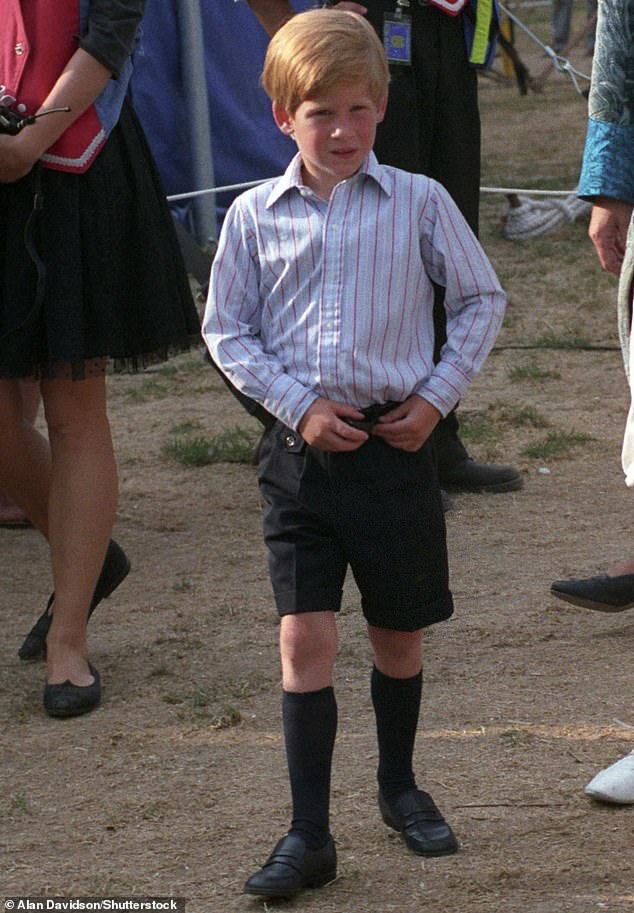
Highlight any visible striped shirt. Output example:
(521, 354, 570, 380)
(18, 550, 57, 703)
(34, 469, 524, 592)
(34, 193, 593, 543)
(203, 152, 506, 431)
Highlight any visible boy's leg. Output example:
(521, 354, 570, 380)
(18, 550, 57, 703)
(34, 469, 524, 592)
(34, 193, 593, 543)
(248, 431, 350, 897)
(368, 625, 458, 857)
(244, 611, 339, 898)
(281, 612, 338, 848)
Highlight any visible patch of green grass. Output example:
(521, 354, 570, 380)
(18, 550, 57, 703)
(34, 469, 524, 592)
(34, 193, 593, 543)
(532, 332, 591, 350)
(500, 729, 533, 749)
(460, 402, 550, 446)
(458, 412, 497, 444)
(140, 802, 165, 821)
(170, 420, 204, 436)
(0, 794, 32, 816)
(207, 426, 261, 462)
(172, 576, 193, 593)
(126, 378, 170, 400)
(153, 362, 179, 377)
(161, 686, 246, 728)
(163, 424, 260, 467)
(163, 436, 214, 467)
(508, 364, 561, 383)
(522, 430, 594, 460)
(498, 404, 550, 428)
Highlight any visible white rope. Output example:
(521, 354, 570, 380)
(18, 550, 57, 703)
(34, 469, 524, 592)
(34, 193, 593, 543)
(503, 191, 591, 241)
(167, 177, 277, 202)
(482, 186, 574, 196)
(498, 2, 591, 95)
(169, 181, 583, 203)
(168, 184, 590, 243)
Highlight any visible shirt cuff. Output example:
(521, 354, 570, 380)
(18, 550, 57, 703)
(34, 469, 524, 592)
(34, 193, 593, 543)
(578, 119, 634, 205)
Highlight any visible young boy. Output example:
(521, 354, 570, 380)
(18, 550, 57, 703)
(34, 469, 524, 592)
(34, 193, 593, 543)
(203, 8, 506, 899)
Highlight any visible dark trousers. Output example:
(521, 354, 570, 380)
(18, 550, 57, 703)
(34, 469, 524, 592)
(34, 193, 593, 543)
(366, 2, 481, 467)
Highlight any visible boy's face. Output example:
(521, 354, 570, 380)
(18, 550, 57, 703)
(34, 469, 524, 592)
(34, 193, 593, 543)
(273, 82, 387, 200)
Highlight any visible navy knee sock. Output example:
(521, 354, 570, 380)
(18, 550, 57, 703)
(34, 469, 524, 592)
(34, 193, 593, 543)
(371, 665, 422, 803)
(283, 686, 337, 849)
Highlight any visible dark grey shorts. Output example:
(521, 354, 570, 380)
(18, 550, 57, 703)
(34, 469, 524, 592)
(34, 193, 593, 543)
(257, 424, 453, 632)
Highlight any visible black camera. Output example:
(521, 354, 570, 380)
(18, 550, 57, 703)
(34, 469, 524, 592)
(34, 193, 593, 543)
(0, 105, 30, 135)
(0, 104, 71, 135)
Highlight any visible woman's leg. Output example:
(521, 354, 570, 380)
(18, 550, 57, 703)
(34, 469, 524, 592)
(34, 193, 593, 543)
(0, 380, 42, 525)
(40, 370, 117, 686)
(0, 379, 50, 534)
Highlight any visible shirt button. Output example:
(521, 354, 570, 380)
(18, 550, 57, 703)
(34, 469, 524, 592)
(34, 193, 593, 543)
(15, 43, 25, 55)
(17, 103, 27, 113)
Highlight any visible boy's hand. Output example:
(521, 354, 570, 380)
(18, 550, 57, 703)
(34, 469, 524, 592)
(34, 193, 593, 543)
(298, 398, 369, 451)
(371, 395, 441, 452)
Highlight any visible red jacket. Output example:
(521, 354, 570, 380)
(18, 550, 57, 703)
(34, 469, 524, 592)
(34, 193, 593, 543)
(1, 0, 143, 172)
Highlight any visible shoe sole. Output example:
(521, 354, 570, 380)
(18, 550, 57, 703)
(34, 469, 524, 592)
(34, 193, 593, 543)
(585, 787, 634, 804)
(44, 665, 102, 718)
(44, 693, 102, 718)
(404, 837, 458, 857)
(550, 588, 634, 613)
(383, 819, 458, 857)
(244, 870, 337, 899)
(380, 810, 459, 857)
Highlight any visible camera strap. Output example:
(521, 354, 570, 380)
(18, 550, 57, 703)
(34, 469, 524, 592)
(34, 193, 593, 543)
(0, 163, 47, 344)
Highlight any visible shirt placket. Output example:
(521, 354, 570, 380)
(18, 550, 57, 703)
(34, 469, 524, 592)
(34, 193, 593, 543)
(318, 192, 345, 400)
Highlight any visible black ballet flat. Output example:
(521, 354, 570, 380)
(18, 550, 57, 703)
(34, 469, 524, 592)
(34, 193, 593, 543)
(18, 540, 130, 661)
(43, 664, 101, 718)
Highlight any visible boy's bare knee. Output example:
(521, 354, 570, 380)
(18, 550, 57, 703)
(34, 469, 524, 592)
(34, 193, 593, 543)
(368, 625, 423, 679)
(280, 612, 337, 690)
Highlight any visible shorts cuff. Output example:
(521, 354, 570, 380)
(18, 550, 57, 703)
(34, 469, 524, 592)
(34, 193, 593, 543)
(275, 586, 343, 616)
(362, 594, 454, 631)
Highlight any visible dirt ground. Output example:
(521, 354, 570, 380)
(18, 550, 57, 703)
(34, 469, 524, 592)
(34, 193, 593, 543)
(2, 12, 634, 913)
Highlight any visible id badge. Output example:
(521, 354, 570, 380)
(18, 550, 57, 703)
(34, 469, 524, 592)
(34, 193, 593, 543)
(383, 13, 412, 66)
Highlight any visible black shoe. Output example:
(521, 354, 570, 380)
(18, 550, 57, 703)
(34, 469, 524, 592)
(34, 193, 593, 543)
(551, 573, 634, 613)
(439, 458, 523, 494)
(244, 833, 337, 899)
(43, 664, 101, 718)
(379, 788, 458, 857)
(18, 540, 131, 661)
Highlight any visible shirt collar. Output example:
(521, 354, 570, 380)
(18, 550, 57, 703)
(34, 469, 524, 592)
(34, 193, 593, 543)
(265, 150, 393, 208)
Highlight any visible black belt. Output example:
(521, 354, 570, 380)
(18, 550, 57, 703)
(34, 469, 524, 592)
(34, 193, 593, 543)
(344, 401, 400, 432)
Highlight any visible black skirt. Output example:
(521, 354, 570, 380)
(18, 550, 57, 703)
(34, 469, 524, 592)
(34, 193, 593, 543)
(0, 101, 201, 379)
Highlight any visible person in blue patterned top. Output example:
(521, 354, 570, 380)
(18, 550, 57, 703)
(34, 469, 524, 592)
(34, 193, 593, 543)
(551, 0, 634, 805)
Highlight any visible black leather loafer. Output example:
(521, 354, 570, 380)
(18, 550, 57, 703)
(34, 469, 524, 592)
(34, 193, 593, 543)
(244, 833, 337, 898)
(379, 788, 458, 857)
(19, 540, 130, 661)
(551, 573, 634, 612)
(43, 664, 101, 718)
(440, 458, 523, 494)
